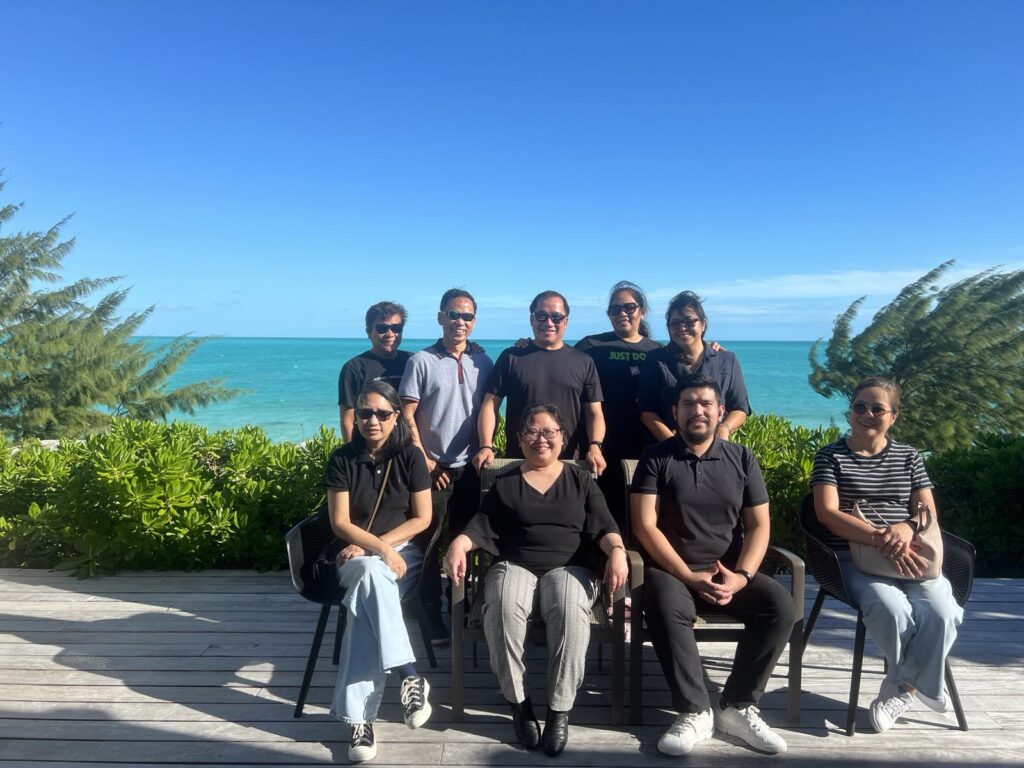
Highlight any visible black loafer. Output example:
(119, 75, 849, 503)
(510, 698, 540, 750)
(542, 709, 569, 756)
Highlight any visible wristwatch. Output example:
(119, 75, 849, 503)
(736, 569, 755, 584)
(589, 440, 604, 449)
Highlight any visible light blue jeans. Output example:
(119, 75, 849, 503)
(837, 550, 963, 700)
(330, 544, 424, 724)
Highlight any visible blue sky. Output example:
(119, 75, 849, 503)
(3, 1, 1022, 341)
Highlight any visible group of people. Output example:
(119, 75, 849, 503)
(320, 283, 963, 762)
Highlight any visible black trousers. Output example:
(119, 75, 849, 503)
(419, 464, 480, 616)
(643, 566, 797, 713)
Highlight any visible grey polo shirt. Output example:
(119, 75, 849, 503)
(399, 340, 494, 468)
(631, 435, 769, 570)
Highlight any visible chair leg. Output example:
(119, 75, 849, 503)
(611, 592, 625, 726)
(295, 604, 332, 718)
(332, 605, 344, 665)
(451, 583, 466, 723)
(847, 615, 867, 736)
(946, 659, 968, 731)
(787, 618, 803, 725)
(629, 581, 644, 725)
(803, 589, 826, 646)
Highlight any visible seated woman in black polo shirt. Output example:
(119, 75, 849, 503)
(323, 380, 433, 763)
(444, 403, 628, 757)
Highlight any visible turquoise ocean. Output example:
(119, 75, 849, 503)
(157, 338, 847, 444)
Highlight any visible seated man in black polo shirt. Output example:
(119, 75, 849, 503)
(631, 374, 795, 757)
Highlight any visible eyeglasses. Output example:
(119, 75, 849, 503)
(532, 311, 567, 325)
(851, 402, 894, 417)
(444, 310, 476, 322)
(522, 427, 561, 441)
(668, 317, 701, 330)
(355, 408, 398, 422)
(373, 323, 404, 335)
(607, 302, 640, 317)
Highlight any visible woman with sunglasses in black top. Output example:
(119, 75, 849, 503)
(323, 380, 433, 762)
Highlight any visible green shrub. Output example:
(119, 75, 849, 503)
(926, 433, 1024, 576)
(733, 415, 842, 556)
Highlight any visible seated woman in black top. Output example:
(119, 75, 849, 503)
(444, 403, 628, 756)
(323, 380, 433, 763)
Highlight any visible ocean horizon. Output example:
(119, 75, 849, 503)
(153, 337, 848, 444)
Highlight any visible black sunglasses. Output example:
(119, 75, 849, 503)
(532, 311, 567, 325)
(668, 317, 701, 330)
(373, 323, 404, 334)
(355, 408, 397, 422)
(607, 302, 640, 317)
(443, 310, 476, 322)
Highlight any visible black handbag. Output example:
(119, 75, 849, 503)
(299, 459, 393, 603)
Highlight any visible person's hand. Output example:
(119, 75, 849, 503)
(336, 544, 367, 564)
(874, 523, 914, 559)
(586, 444, 607, 477)
(603, 547, 629, 594)
(708, 340, 725, 352)
(473, 446, 494, 473)
(443, 545, 468, 587)
(891, 546, 929, 578)
(715, 423, 732, 441)
(712, 561, 748, 604)
(430, 462, 451, 490)
(683, 564, 732, 606)
(380, 545, 407, 580)
(512, 337, 532, 349)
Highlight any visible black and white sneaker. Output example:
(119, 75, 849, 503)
(348, 723, 376, 762)
(400, 675, 432, 729)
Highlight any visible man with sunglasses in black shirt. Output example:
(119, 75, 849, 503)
(339, 301, 412, 442)
(475, 290, 606, 475)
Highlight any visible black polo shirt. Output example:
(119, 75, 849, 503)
(323, 442, 431, 536)
(631, 436, 769, 570)
(485, 343, 603, 459)
(338, 350, 413, 408)
(638, 343, 751, 429)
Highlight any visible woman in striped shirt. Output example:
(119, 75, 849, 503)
(811, 377, 963, 734)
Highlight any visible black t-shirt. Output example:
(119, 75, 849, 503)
(462, 462, 619, 575)
(631, 436, 769, 570)
(638, 344, 751, 430)
(338, 350, 413, 408)
(575, 332, 662, 460)
(323, 442, 431, 536)
(485, 344, 603, 459)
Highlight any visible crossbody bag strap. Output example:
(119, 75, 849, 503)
(362, 459, 393, 535)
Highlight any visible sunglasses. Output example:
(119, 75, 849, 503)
(532, 311, 567, 325)
(668, 317, 701, 330)
(373, 323, 404, 335)
(851, 402, 894, 417)
(607, 302, 640, 317)
(355, 408, 398, 422)
(443, 310, 476, 322)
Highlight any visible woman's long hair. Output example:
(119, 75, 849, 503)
(349, 380, 411, 459)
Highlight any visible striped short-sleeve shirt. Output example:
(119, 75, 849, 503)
(810, 438, 932, 550)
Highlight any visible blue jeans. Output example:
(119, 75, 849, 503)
(837, 550, 963, 700)
(330, 544, 424, 724)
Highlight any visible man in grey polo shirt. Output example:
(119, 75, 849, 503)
(400, 288, 494, 644)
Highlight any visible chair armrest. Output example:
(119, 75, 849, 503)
(764, 545, 805, 619)
(627, 549, 645, 591)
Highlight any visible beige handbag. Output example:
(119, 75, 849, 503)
(849, 500, 944, 581)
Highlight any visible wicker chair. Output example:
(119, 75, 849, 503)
(285, 508, 438, 718)
(799, 493, 973, 735)
(622, 459, 805, 725)
(450, 459, 628, 725)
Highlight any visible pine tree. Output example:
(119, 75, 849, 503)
(808, 261, 1024, 452)
(0, 178, 239, 440)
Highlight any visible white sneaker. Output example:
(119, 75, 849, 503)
(870, 682, 914, 733)
(400, 675, 432, 729)
(657, 708, 714, 756)
(913, 686, 949, 713)
(348, 723, 377, 762)
(717, 704, 788, 754)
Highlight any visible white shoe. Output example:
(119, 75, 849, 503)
(717, 704, 788, 754)
(913, 686, 949, 713)
(348, 723, 377, 762)
(657, 708, 714, 756)
(400, 675, 432, 729)
(870, 682, 914, 733)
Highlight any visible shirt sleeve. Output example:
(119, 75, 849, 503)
(637, 353, 662, 413)
(631, 446, 661, 495)
(484, 349, 511, 397)
(582, 473, 619, 540)
(461, 485, 501, 556)
(741, 450, 770, 507)
(580, 355, 604, 403)
(908, 449, 933, 490)
(338, 359, 360, 408)
(810, 448, 840, 487)
(398, 354, 424, 401)
(404, 446, 432, 493)
(323, 447, 352, 490)
(723, 353, 752, 415)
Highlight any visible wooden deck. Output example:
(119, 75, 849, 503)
(0, 569, 1021, 767)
